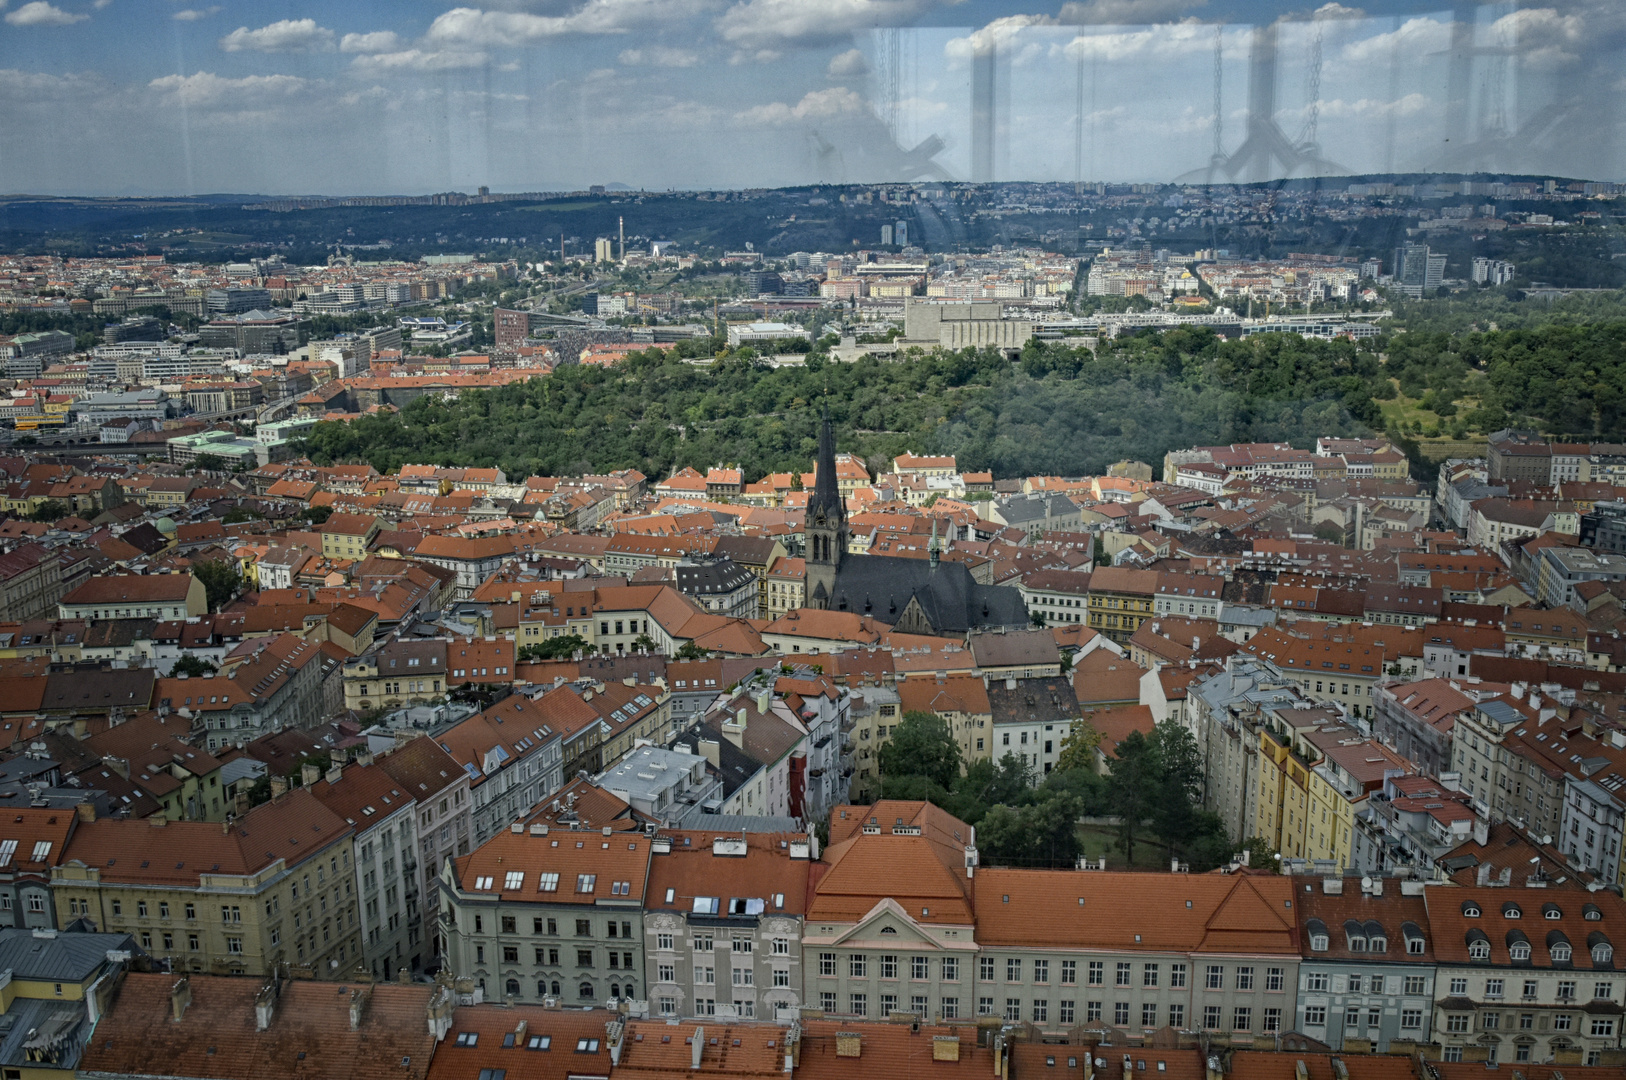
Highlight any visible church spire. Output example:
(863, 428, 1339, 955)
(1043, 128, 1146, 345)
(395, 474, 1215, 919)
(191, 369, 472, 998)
(807, 405, 845, 527)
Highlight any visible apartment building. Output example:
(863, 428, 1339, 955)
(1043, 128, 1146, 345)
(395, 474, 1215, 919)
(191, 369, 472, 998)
(376, 734, 476, 963)
(58, 574, 206, 622)
(308, 759, 423, 979)
(437, 825, 653, 1007)
(52, 790, 361, 978)
(972, 868, 1302, 1038)
(434, 694, 566, 845)
(643, 830, 813, 1021)
(803, 802, 981, 1023)
(1294, 877, 1437, 1053)
(1425, 888, 1626, 1065)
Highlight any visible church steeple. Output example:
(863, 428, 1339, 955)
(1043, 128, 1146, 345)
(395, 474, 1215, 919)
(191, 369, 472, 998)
(804, 406, 848, 610)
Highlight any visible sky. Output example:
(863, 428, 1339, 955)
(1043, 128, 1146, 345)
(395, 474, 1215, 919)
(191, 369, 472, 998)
(0, 0, 1623, 195)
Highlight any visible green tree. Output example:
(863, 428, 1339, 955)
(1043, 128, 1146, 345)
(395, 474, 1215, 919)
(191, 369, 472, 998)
(26, 501, 68, 522)
(1105, 729, 1158, 864)
(877, 711, 962, 792)
(170, 654, 218, 677)
(190, 559, 243, 612)
(192, 453, 226, 472)
(631, 633, 656, 653)
(1148, 721, 1205, 852)
(300, 505, 333, 525)
(977, 794, 1084, 869)
(517, 634, 588, 663)
(1241, 835, 1281, 872)
(674, 641, 710, 660)
(1054, 715, 1103, 773)
(222, 506, 263, 524)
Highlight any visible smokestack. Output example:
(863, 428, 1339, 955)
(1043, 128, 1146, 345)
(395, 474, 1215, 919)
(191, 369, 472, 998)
(618, 217, 625, 262)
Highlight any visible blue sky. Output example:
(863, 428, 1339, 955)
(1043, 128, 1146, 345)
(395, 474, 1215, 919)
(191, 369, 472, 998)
(0, 0, 1621, 195)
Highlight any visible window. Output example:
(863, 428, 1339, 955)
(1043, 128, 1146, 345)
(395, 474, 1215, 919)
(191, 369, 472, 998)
(1442, 1047, 1463, 1063)
(1554, 1013, 1574, 1031)
(1060, 961, 1076, 986)
(1033, 959, 1049, 984)
(941, 957, 958, 981)
(774, 970, 790, 988)
(575, 874, 596, 893)
(849, 994, 867, 1016)
(1486, 978, 1504, 999)
(1263, 1008, 1281, 1032)
(504, 871, 524, 890)
(1446, 1014, 1470, 1033)
(694, 966, 714, 985)
(910, 955, 929, 980)
(1170, 964, 1186, 988)
(881, 954, 898, 979)
(1007, 999, 1022, 1022)
(1114, 1002, 1130, 1025)
(820, 993, 836, 1012)
(1116, 962, 1131, 986)
(1559, 980, 1577, 1000)
(577, 950, 594, 968)
(1167, 1003, 1184, 1027)
(1141, 1003, 1157, 1026)
(1143, 963, 1158, 987)
(537, 873, 559, 892)
(1203, 1006, 1222, 1029)
(1033, 1000, 1048, 1024)
(1405, 976, 1426, 995)
(657, 933, 674, 951)
(1401, 1009, 1422, 1030)
(1059, 1001, 1074, 1024)
(1088, 961, 1103, 986)
(1205, 965, 1223, 990)
(1592, 1018, 1616, 1038)
(772, 938, 789, 955)
(1235, 967, 1254, 991)
(979, 998, 995, 1016)
(1266, 967, 1283, 992)
(819, 953, 836, 977)
(576, 919, 591, 937)
(1007, 958, 1022, 982)
(1304, 1007, 1327, 1026)
(1087, 1002, 1102, 1022)
(850, 955, 867, 978)
(1233, 1007, 1251, 1031)
(941, 998, 959, 1019)
(1596, 982, 1614, 1000)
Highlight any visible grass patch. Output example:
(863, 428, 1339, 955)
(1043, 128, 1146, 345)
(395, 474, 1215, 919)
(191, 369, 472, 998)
(1076, 823, 1172, 870)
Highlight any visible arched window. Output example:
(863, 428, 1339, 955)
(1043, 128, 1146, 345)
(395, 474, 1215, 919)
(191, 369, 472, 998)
(1509, 942, 1531, 961)
(551, 980, 561, 996)
(1462, 902, 1481, 918)
(1552, 943, 1573, 963)
(1469, 940, 1490, 960)
(609, 983, 620, 999)
(537, 980, 548, 999)
(579, 981, 595, 1000)
(505, 978, 520, 998)
(1592, 942, 1613, 965)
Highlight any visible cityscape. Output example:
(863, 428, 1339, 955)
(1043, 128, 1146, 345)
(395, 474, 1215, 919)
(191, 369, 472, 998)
(8, 1, 1626, 1080)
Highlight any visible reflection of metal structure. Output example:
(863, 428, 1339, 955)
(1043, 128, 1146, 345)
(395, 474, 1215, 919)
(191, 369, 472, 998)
(970, 38, 1009, 182)
(1181, 21, 1345, 184)
(808, 125, 950, 185)
(808, 131, 845, 184)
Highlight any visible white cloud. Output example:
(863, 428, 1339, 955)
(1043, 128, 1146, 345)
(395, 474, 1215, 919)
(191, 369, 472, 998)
(92, 0, 112, 8)
(1490, 7, 1585, 68)
(1341, 16, 1449, 64)
(4, 3, 88, 26)
(1059, 19, 1240, 63)
(945, 14, 1055, 64)
(349, 49, 490, 73)
(718, 0, 953, 50)
(148, 71, 309, 107)
(618, 46, 699, 67)
(218, 18, 335, 53)
(172, 7, 219, 21)
(340, 30, 403, 54)
(735, 85, 864, 124)
(1057, 0, 1202, 25)
(826, 47, 868, 76)
(426, 1, 708, 46)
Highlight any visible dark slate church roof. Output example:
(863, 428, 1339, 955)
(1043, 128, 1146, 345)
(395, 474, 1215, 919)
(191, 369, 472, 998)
(825, 554, 1028, 634)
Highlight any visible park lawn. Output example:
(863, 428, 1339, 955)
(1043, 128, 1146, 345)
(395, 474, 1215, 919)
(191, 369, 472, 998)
(1076, 823, 1173, 870)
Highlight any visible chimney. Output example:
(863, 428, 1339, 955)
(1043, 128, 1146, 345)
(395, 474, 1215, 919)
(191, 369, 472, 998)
(349, 985, 372, 1031)
(692, 1026, 705, 1070)
(835, 1032, 862, 1058)
(171, 976, 192, 1021)
(326, 762, 344, 785)
(270, 775, 288, 799)
(254, 980, 277, 1030)
(1476, 861, 1492, 886)
(75, 801, 95, 824)
(427, 984, 455, 1041)
(300, 762, 321, 787)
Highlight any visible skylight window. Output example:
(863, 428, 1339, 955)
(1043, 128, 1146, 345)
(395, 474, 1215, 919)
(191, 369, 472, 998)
(537, 873, 559, 892)
(504, 872, 524, 890)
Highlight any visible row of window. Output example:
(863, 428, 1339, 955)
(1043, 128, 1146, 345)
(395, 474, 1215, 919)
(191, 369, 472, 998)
(1443, 1013, 1615, 1037)
(812, 955, 1290, 992)
(1304, 973, 1428, 994)
(1444, 976, 1614, 1002)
